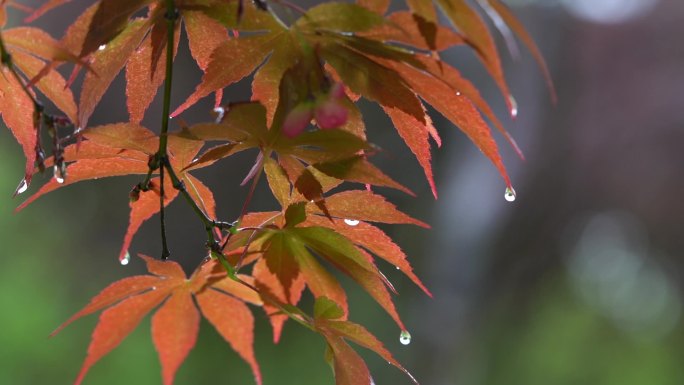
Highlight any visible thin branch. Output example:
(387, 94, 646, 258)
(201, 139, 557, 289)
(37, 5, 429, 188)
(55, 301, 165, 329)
(159, 161, 170, 259)
(151, 0, 178, 260)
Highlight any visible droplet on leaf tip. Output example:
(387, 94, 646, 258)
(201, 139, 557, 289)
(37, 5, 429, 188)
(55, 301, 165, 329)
(399, 330, 412, 345)
(15, 178, 28, 195)
(509, 95, 518, 118)
(344, 219, 359, 226)
(504, 187, 516, 202)
(120, 251, 131, 266)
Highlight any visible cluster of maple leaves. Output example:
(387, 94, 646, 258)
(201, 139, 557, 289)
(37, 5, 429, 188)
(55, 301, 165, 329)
(0, 0, 552, 384)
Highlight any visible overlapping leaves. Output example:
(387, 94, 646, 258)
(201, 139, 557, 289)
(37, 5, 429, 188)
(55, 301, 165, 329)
(1, 1, 554, 385)
(16, 123, 217, 264)
(52, 255, 262, 385)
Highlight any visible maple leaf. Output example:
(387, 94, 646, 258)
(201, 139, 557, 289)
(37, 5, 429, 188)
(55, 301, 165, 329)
(313, 297, 418, 385)
(62, 0, 251, 128)
(0, 2, 556, 384)
(16, 124, 216, 264)
(176, 101, 410, 212)
(51, 255, 262, 385)
(169, 0, 519, 193)
(434, 0, 516, 115)
(0, 26, 81, 190)
(226, 187, 430, 339)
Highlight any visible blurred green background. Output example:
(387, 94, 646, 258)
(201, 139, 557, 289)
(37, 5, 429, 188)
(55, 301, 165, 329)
(2, 0, 684, 384)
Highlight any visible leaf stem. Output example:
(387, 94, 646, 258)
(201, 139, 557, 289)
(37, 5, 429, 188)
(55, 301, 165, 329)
(234, 276, 314, 331)
(159, 161, 170, 259)
(151, 0, 178, 259)
(161, 156, 236, 270)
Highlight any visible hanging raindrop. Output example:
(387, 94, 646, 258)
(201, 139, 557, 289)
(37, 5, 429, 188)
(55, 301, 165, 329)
(509, 95, 518, 118)
(504, 187, 516, 202)
(344, 219, 360, 226)
(399, 330, 411, 345)
(53, 165, 65, 184)
(120, 251, 131, 266)
(14, 178, 28, 195)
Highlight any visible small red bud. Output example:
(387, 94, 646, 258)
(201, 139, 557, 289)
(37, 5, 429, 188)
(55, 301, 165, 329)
(282, 103, 314, 138)
(314, 99, 348, 129)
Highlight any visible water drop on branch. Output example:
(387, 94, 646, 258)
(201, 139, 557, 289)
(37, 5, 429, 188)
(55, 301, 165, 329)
(14, 178, 28, 195)
(53, 165, 64, 184)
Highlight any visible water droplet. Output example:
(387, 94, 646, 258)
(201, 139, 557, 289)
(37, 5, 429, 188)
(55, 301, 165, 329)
(504, 187, 516, 202)
(344, 219, 359, 226)
(120, 251, 131, 265)
(213, 106, 225, 123)
(98, 44, 107, 51)
(509, 95, 518, 118)
(396, 266, 401, 270)
(456, 91, 461, 96)
(53, 165, 64, 184)
(399, 330, 411, 345)
(15, 178, 28, 195)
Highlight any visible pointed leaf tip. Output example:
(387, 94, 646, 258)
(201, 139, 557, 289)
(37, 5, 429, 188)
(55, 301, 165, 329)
(74, 289, 170, 385)
(152, 290, 200, 385)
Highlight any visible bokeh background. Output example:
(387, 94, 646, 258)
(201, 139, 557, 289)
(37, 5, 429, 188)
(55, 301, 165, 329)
(2, 0, 683, 384)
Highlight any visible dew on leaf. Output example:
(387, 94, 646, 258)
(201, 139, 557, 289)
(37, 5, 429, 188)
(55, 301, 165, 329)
(98, 44, 106, 51)
(399, 330, 411, 345)
(344, 219, 360, 226)
(456, 91, 461, 96)
(14, 178, 28, 195)
(396, 266, 401, 270)
(120, 251, 131, 266)
(504, 187, 516, 202)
